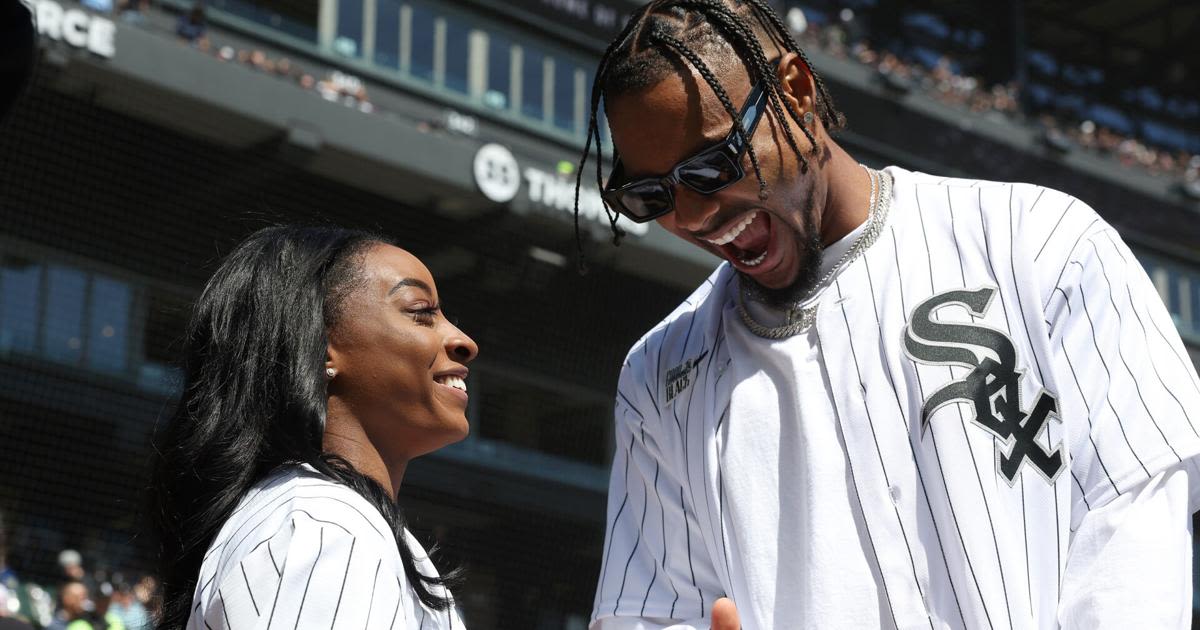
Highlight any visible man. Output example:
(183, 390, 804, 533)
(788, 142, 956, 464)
(106, 583, 149, 630)
(55, 552, 95, 597)
(46, 580, 124, 630)
(46, 580, 89, 630)
(576, 1, 1200, 628)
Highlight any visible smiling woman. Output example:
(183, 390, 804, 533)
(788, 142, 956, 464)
(149, 226, 477, 630)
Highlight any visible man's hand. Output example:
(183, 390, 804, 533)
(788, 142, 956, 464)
(711, 597, 740, 630)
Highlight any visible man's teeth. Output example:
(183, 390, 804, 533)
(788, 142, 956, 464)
(436, 376, 467, 393)
(739, 251, 767, 267)
(704, 211, 758, 246)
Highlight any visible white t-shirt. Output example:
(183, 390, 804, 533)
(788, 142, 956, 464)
(721, 217, 885, 628)
(189, 464, 463, 630)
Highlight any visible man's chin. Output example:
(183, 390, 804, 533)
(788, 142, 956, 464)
(739, 272, 815, 309)
(737, 236, 823, 310)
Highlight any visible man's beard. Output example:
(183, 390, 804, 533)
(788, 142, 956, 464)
(737, 208, 823, 310)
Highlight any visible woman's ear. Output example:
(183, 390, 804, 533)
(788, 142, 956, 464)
(325, 345, 342, 381)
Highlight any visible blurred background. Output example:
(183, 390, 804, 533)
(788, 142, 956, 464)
(0, 0, 1197, 627)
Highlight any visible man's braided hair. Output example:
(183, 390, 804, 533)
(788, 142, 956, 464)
(571, 0, 845, 269)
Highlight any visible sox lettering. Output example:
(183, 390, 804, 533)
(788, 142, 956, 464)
(903, 286, 1065, 485)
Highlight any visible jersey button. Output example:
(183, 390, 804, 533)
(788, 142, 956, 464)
(889, 485, 901, 505)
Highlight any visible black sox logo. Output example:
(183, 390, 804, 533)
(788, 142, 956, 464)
(903, 287, 1064, 485)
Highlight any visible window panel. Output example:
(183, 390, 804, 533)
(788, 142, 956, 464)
(443, 17, 470, 94)
(408, 2, 435, 82)
(207, 0, 318, 42)
(0, 256, 41, 354)
(552, 58, 578, 132)
(521, 46, 545, 120)
(43, 266, 86, 365)
(374, 0, 401, 68)
(485, 33, 512, 110)
(87, 276, 131, 374)
(334, 0, 364, 57)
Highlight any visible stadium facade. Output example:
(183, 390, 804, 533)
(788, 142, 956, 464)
(0, 0, 1197, 626)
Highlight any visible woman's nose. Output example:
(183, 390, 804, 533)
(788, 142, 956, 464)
(445, 325, 479, 363)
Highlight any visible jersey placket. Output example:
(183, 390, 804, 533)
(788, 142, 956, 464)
(817, 278, 935, 630)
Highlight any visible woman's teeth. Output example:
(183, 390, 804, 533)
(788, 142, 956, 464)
(436, 376, 467, 392)
(704, 211, 758, 246)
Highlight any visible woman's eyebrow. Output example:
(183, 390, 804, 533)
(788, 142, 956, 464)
(387, 277, 433, 297)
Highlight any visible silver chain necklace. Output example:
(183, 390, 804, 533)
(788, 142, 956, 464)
(737, 166, 893, 340)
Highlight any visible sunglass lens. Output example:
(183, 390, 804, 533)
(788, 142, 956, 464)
(617, 182, 672, 221)
(678, 151, 740, 194)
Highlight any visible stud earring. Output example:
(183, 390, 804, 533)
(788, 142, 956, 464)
(325, 367, 336, 378)
(802, 111, 814, 125)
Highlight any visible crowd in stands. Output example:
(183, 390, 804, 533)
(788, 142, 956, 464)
(145, 0, 1200, 187)
(85, 0, 381, 114)
(0, 512, 155, 630)
(788, 7, 1200, 187)
(69, 0, 1200, 189)
(167, 3, 375, 114)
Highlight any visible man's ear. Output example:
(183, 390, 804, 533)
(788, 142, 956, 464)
(776, 51, 817, 124)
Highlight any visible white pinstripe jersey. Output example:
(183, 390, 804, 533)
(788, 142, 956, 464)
(190, 464, 462, 630)
(592, 166, 1200, 629)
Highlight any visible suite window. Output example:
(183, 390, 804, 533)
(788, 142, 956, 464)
(485, 33, 512, 110)
(334, 0, 365, 57)
(207, 0, 318, 42)
(443, 17, 470, 95)
(374, 0, 401, 68)
(87, 275, 131, 374)
(552, 58, 580, 133)
(521, 46, 546, 121)
(408, 2, 435, 82)
(42, 266, 87, 365)
(0, 256, 40, 354)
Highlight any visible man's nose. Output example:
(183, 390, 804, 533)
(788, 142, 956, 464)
(671, 185, 722, 234)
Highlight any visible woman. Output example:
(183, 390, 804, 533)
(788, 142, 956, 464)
(150, 226, 477, 629)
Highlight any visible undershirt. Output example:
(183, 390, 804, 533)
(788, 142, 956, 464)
(725, 218, 886, 628)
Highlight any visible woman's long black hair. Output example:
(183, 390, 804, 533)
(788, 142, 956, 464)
(149, 226, 459, 630)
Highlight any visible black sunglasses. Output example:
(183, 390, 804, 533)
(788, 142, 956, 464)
(602, 71, 772, 224)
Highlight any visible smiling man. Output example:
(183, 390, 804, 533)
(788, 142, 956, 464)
(577, 2, 1200, 629)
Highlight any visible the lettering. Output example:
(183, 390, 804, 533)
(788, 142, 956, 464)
(35, 0, 116, 58)
(523, 168, 648, 236)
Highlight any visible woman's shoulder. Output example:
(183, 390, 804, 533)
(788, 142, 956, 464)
(197, 466, 397, 588)
(190, 466, 463, 629)
(222, 464, 395, 554)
